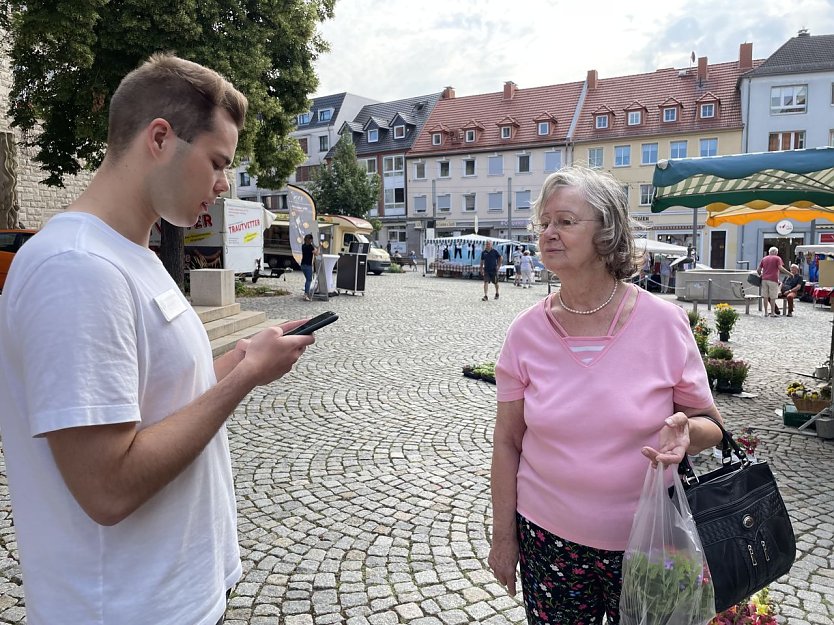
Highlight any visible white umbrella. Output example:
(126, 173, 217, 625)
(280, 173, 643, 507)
(634, 238, 689, 255)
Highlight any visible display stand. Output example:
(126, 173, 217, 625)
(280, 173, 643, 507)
(313, 254, 339, 301)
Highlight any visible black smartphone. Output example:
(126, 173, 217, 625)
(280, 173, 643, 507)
(283, 311, 339, 336)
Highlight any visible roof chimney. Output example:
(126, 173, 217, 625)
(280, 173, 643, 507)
(586, 69, 598, 90)
(441, 86, 455, 100)
(697, 57, 708, 82)
(503, 81, 517, 100)
(739, 42, 753, 70)
(798, 28, 810, 37)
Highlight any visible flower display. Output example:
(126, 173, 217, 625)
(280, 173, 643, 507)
(708, 587, 777, 625)
(736, 427, 760, 456)
(714, 303, 740, 339)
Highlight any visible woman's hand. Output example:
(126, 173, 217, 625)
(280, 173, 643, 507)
(642, 412, 690, 467)
(488, 536, 520, 596)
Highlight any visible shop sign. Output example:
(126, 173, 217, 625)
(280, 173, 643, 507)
(435, 220, 455, 228)
(776, 220, 794, 235)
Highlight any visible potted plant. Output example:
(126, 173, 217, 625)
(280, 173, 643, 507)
(736, 427, 760, 461)
(691, 317, 712, 356)
(714, 359, 749, 394)
(709, 587, 778, 625)
(786, 381, 829, 413)
(707, 343, 734, 360)
(714, 303, 740, 342)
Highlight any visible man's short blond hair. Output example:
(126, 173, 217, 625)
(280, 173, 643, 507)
(107, 53, 248, 158)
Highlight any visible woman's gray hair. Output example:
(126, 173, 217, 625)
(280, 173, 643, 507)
(531, 166, 643, 280)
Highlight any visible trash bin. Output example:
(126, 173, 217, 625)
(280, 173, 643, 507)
(337, 253, 367, 295)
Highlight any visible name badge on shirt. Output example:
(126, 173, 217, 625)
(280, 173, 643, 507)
(154, 289, 188, 322)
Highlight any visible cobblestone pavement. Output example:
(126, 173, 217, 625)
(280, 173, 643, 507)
(2, 270, 834, 624)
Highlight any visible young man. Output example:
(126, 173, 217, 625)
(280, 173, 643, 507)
(480, 240, 503, 301)
(0, 54, 315, 625)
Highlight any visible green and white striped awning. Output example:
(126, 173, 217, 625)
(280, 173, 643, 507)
(651, 147, 834, 225)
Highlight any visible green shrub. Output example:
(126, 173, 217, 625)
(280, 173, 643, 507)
(388, 263, 404, 273)
(707, 343, 734, 360)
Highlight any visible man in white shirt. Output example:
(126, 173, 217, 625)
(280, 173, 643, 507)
(0, 54, 315, 625)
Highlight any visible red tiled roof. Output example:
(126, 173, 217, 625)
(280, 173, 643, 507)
(410, 81, 584, 155)
(573, 59, 763, 143)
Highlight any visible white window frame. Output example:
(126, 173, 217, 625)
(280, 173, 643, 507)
(465, 129, 476, 143)
(365, 158, 377, 174)
(413, 162, 426, 179)
(438, 161, 450, 178)
(488, 155, 503, 176)
(663, 107, 677, 122)
(318, 108, 333, 122)
(699, 138, 718, 157)
(515, 190, 531, 211)
(413, 195, 428, 213)
(614, 145, 631, 167)
(830, 129, 834, 147)
(432, 133, 441, 145)
(670, 140, 687, 159)
(627, 111, 641, 126)
(298, 112, 311, 125)
(700, 103, 715, 119)
(319, 135, 329, 152)
(367, 128, 379, 143)
(463, 193, 476, 211)
(463, 159, 476, 177)
(393, 125, 406, 139)
(383, 155, 404, 175)
(437, 194, 451, 212)
(595, 115, 609, 129)
(544, 151, 561, 172)
(488, 192, 503, 212)
(639, 184, 654, 206)
(517, 154, 531, 174)
(537, 121, 549, 136)
(641, 143, 658, 165)
(770, 85, 808, 115)
(588, 147, 603, 169)
(239, 172, 251, 187)
(768, 131, 806, 151)
(501, 126, 512, 139)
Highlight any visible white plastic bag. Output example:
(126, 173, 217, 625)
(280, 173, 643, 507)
(619, 464, 716, 625)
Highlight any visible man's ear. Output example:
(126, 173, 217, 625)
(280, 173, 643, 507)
(146, 118, 174, 158)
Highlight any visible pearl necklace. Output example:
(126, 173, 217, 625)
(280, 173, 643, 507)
(558, 282, 619, 315)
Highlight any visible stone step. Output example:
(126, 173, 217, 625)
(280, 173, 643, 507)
(193, 303, 241, 324)
(209, 318, 287, 358)
(203, 310, 267, 342)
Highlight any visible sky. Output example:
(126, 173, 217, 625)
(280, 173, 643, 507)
(313, 0, 834, 102)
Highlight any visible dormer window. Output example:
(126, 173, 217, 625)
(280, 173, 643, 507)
(432, 133, 442, 145)
(298, 112, 311, 125)
(595, 115, 609, 129)
(663, 107, 677, 122)
(465, 129, 476, 143)
(368, 129, 379, 143)
(538, 122, 549, 136)
(318, 109, 333, 122)
(393, 125, 406, 139)
(501, 126, 512, 139)
(627, 111, 641, 126)
(700, 103, 715, 119)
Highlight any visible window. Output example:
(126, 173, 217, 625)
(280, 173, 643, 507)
(432, 133, 442, 145)
(298, 138, 308, 154)
(770, 85, 808, 114)
(318, 109, 332, 122)
(641, 143, 658, 165)
(700, 103, 715, 119)
(437, 194, 451, 212)
(488, 155, 503, 176)
(413, 195, 428, 213)
(670, 140, 687, 159)
(663, 108, 677, 122)
(239, 172, 251, 187)
(319, 135, 329, 152)
(595, 115, 609, 129)
(393, 125, 406, 139)
(488, 192, 503, 211)
(768, 131, 806, 151)
(588, 147, 603, 168)
(368, 128, 379, 143)
(438, 161, 450, 178)
(544, 151, 561, 172)
(614, 145, 631, 167)
(383, 155, 404, 175)
(699, 138, 718, 157)
(463, 193, 476, 211)
(384, 187, 405, 206)
(622, 185, 629, 202)
(627, 111, 641, 126)
(831, 83, 834, 105)
(830, 129, 834, 147)
(538, 121, 549, 136)
(365, 158, 377, 174)
(465, 129, 476, 142)
(298, 112, 311, 125)
(462, 159, 475, 176)
(517, 154, 531, 173)
(414, 162, 426, 179)
(501, 126, 512, 139)
(515, 190, 531, 210)
(639, 184, 654, 206)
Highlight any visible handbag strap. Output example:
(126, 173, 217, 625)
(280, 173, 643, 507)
(677, 415, 750, 486)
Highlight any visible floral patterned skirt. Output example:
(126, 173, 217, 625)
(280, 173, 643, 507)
(517, 513, 624, 625)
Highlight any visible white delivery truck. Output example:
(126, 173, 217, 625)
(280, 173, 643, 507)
(150, 198, 268, 282)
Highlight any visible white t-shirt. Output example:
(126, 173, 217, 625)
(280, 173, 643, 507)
(520, 255, 534, 273)
(0, 213, 241, 625)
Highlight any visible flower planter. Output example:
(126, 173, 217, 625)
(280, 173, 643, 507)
(715, 379, 743, 394)
(718, 331, 730, 342)
(792, 397, 829, 413)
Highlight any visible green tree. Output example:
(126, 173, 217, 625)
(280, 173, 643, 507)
(309, 135, 380, 218)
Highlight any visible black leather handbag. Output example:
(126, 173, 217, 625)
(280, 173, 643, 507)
(675, 416, 796, 613)
(746, 271, 762, 287)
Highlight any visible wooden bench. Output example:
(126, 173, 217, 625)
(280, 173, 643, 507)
(730, 281, 763, 314)
(391, 256, 418, 269)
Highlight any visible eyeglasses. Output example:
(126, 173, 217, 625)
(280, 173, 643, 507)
(529, 213, 602, 235)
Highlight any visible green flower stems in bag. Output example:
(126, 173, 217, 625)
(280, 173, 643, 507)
(620, 464, 716, 625)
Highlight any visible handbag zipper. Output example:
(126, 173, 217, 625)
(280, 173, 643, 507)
(690, 481, 772, 524)
(760, 540, 770, 562)
(748, 544, 758, 566)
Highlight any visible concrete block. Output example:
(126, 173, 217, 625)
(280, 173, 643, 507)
(191, 269, 235, 306)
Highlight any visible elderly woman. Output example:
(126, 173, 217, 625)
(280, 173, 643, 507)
(488, 166, 723, 625)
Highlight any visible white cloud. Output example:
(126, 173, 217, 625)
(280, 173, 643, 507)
(313, 0, 834, 100)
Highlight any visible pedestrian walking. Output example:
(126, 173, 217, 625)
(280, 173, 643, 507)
(480, 240, 502, 300)
(757, 247, 791, 316)
(519, 249, 534, 288)
(301, 233, 318, 300)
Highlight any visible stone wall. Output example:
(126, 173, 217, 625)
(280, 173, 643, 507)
(1, 25, 92, 228)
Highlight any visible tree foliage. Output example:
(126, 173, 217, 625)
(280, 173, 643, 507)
(308, 136, 380, 218)
(1, 0, 335, 188)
